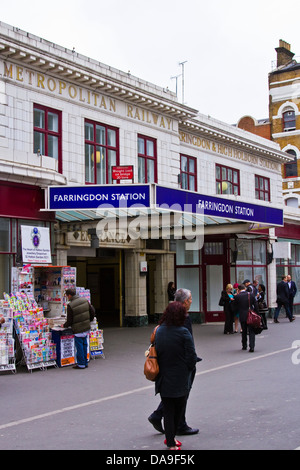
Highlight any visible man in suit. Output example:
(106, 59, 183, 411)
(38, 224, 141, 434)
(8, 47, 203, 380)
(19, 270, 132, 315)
(274, 275, 295, 323)
(234, 284, 259, 352)
(148, 288, 200, 436)
(287, 274, 297, 316)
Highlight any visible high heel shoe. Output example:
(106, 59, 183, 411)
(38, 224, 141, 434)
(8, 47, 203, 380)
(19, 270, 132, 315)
(164, 438, 182, 447)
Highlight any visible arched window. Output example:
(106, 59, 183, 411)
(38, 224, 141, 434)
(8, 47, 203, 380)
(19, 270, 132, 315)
(284, 149, 298, 177)
(283, 109, 296, 131)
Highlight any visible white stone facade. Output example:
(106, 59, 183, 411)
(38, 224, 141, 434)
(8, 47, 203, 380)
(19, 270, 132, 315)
(0, 22, 292, 325)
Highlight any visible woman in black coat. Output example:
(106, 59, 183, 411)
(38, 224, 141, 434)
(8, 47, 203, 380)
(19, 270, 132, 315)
(220, 284, 234, 334)
(155, 301, 197, 450)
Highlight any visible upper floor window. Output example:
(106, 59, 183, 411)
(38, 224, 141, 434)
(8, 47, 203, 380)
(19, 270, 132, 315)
(284, 149, 298, 177)
(85, 120, 119, 184)
(255, 175, 270, 201)
(34, 104, 62, 173)
(138, 135, 157, 183)
(180, 155, 197, 191)
(283, 110, 296, 131)
(216, 164, 240, 195)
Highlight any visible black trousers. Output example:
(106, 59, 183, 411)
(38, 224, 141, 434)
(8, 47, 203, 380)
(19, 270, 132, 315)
(240, 321, 255, 350)
(151, 367, 196, 431)
(161, 395, 187, 447)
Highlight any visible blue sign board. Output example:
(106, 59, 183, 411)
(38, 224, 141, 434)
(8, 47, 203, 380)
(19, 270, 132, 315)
(48, 184, 150, 210)
(155, 186, 283, 226)
(48, 184, 283, 226)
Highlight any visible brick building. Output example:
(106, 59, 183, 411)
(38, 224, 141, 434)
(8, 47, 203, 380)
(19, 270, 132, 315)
(238, 40, 300, 312)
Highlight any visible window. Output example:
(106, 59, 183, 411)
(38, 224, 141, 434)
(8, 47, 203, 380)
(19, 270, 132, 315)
(180, 155, 197, 191)
(255, 175, 270, 201)
(138, 135, 157, 183)
(216, 164, 240, 195)
(85, 120, 119, 184)
(284, 149, 298, 177)
(34, 104, 62, 173)
(283, 110, 296, 131)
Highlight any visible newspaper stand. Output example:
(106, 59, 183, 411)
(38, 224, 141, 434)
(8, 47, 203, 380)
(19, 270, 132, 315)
(0, 309, 16, 373)
(89, 319, 105, 360)
(4, 293, 57, 373)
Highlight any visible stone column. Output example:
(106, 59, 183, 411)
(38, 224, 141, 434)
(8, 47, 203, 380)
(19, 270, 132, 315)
(124, 249, 147, 326)
(154, 252, 175, 314)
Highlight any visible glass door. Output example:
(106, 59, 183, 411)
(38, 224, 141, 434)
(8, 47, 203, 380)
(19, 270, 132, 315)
(202, 241, 228, 322)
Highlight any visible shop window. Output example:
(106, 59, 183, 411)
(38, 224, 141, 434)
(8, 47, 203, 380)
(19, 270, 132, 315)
(176, 239, 199, 265)
(85, 120, 119, 184)
(0, 218, 10, 252)
(255, 175, 270, 201)
(180, 155, 197, 191)
(34, 104, 62, 173)
(216, 164, 240, 195)
(283, 110, 296, 131)
(138, 135, 157, 183)
(230, 238, 267, 299)
(284, 150, 298, 177)
(276, 244, 300, 304)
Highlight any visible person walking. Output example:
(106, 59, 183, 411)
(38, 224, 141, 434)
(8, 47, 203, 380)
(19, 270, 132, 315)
(234, 284, 259, 352)
(62, 288, 95, 369)
(154, 301, 198, 450)
(148, 288, 200, 436)
(287, 274, 297, 317)
(274, 276, 295, 323)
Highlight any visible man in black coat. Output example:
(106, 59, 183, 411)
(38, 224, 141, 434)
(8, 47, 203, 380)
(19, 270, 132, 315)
(234, 284, 259, 352)
(287, 274, 297, 317)
(274, 276, 295, 323)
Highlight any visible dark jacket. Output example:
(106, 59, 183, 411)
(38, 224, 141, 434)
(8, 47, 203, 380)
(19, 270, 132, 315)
(64, 295, 95, 334)
(288, 280, 297, 299)
(233, 290, 259, 323)
(154, 325, 197, 398)
(276, 281, 289, 304)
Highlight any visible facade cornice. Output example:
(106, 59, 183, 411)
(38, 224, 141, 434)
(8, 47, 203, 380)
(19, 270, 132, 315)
(179, 118, 292, 162)
(0, 27, 198, 121)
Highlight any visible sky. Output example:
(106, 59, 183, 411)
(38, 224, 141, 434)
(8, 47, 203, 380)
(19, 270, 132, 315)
(1, 0, 300, 124)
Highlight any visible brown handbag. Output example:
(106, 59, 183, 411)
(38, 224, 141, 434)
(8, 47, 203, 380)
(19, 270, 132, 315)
(144, 326, 159, 381)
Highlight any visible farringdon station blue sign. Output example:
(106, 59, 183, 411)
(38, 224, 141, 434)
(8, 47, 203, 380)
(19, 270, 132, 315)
(47, 184, 283, 226)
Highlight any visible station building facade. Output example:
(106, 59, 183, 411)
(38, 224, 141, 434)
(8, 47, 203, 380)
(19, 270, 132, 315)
(0, 22, 292, 326)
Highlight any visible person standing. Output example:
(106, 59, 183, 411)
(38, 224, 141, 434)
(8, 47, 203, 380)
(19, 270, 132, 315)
(234, 284, 259, 352)
(63, 288, 95, 369)
(148, 288, 200, 436)
(287, 274, 297, 317)
(220, 284, 234, 334)
(274, 276, 295, 323)
(154, 301, 198, 450)
(257, 284, 268, 330)
(167, 282, 176, 302)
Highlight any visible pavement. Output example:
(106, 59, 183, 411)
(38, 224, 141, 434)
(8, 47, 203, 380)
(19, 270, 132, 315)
(1, 316, 300, 452)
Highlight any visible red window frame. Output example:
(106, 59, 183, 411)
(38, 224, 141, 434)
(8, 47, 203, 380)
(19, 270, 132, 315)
(33, 104, 62, 173)
(255, 175, 270, 202)
(138, 135, 157, 183)
(180, 154, 197, 191)
(216, 164, 240, 195)
(84, 119, 119, 184)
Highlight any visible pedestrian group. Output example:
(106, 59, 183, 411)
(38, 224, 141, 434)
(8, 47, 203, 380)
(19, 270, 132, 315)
(147, 276, 297, 450)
